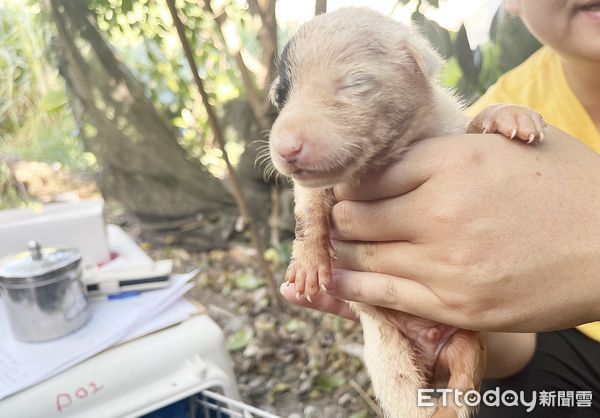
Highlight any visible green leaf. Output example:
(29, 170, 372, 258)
(315, 373, 346, 392)
(172, 116, 186, 128)
(235, 272, 263, 290)
(440, 56, 462, 88)
(272, 383, 291, 394)
(454, 24, 480, 84)
(121, 0, 133, 14)
(284, 319, 307, 333)
(39, 90, 68, 112)
(227, 328, 254, 352)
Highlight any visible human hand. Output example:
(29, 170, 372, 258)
(319, 127, 600, 332)
(280, 282, 356, 320)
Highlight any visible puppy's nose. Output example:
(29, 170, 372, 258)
(277, 135, 304, 163)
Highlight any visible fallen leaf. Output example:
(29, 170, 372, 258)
(285, 319, 307, 333)
(227, 328, 254, 352)
(314, 373, 346, 392)
(235, 272, 263, 290)
(272, 382, 291, 394)
(349, 410, 368, 418)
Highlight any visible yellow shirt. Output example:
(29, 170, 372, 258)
(469, 46, 600, 342)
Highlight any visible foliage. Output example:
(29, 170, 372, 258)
(0, 1, 95, 173)
(227, 327, 254, 351)
(405, 0, 542, 103)
(89, 0, 258, 176)
(314, 373, 347, 393)
(0, 160, 27, 209)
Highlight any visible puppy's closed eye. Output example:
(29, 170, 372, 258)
(337, 73, 377, 95)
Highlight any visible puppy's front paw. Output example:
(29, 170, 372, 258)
(474, 104, 546, 144)
(285, 240, 333, 302)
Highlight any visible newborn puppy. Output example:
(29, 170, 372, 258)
(268, 8, 545, 418)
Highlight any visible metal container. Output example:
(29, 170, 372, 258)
(0, 241, 91, 342)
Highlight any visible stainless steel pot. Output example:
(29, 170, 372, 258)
(0, 241, 91, 342)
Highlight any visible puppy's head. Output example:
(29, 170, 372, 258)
(268, 7, 442, 188)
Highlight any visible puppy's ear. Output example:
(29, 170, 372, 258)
(403, 32, 443, 79)
(268, 76, 281, 108)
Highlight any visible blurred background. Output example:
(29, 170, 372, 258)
(0, 0, 541, 416)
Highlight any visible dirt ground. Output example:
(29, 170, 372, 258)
(133, 226, 379, 418)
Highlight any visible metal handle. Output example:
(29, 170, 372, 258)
(28, 240, 43, 261)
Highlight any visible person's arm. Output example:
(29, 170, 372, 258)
(286, 127, 600, 332)
(484, 332, 536, 378)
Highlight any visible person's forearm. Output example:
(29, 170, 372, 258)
(484, 332, 536, 379)
(584, 281, 600, 325)
(584, 242, 600, 325)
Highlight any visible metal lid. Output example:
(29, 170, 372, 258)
(0, 241, 82, 285)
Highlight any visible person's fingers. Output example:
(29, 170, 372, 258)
(325, 269, 453, 323)
(330, 193, 426, 241)
(333, 139, 439, 201)
(279, 283, 357, 320)
(331, 240, 435, 281)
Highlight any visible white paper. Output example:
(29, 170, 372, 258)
(118, 298, 198, 343)
(0, 271, 198, 400)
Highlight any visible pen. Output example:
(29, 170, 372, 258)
(107, 291, 142, 300)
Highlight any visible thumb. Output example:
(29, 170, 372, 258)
(333, 138, 442, 201)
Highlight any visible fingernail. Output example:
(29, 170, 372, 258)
(306, 295, 313, 303)
(539, 132, 544, 142)
(296, 292, 301, 301)
(320, 284, 328, 292)
(528, 134, 534, 144)
(510, 128, 517, 139)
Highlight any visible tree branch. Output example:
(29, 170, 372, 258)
(247, 0, 268, 29)
(166, 0, 283, 312)
(315, 0, 327, 15)
(202, 0, 270, 132)
(247, 0, 277, 90)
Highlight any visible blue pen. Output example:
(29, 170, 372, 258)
(107, 291, 142, 300)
